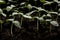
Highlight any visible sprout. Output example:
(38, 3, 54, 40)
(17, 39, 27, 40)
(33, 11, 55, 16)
(47, 14, 51, 17)
(12, 21, 21, 28)
(53, 0, 60, 3)
(12, 12, 19, 16)
(0, 0, 6, 4)
(45, 19, 52, 22)
(0, 9, 6, 17)
(12, 12, 23, 16)
(25, 10, 37, 16)
(44, 1, 53, 5)
(37, 7, 48, 12)
(49, 12, 58, 15)
(27, 4, 32, 9)
(22, 15, 32, 19)
(10, 4, 15, 7)
(1, 13, 6, 17)
(34, 17, 44, 21)
(20, 2, 26, 5)
(42, 14, 46, 17)
(7, 19, 14, 22)
(6, 5, 15, 11)
(6, 6, 12, 11)
(50, 21, 59, 27)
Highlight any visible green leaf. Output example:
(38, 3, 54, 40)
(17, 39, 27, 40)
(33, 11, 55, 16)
(20, 2, 26, 6)
(34, 17, 44, 21)
(6, 19, 14, 22)
(47, 14, 51, 17)
(44, 1, 53, 5)
(0, 0, 6, 4)
(25, 10, 37, 16)
(6, 5, 15, 11)
(12, 12, 23, 16)
(13, 21, 21, 28)
(22, 15, 32, 19)
(27, 4, 32, 9)
(45, 19, 52, 22)
(50, 21, 59, 27)
(49, 12, 58, 15)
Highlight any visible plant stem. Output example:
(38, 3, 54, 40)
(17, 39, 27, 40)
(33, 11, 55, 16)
(11, 23, 13, 36)
(21, 17, 23, 26)
(10, 16, 15, 37)
(37, 20, 38, 31)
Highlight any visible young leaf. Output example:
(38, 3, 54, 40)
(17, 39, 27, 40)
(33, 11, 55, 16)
(50, 21, 59, 27)
(22, 15, 32, 19)
(7, 19, 14, 22)
(12, 12, 23, 16)
(25, 10, 37, 16)
(47, 14, 51, 17)
(6, 6, 12, 11)
(12, 21, 21, 28)
(34, 17, 44, 21)
(1, 13, 6, 17)
(6, 5, 15, 11)
(0, 0, 6, 4)
(27, 4, 32, 9)
(37, 7, 47, 12)
(45, 19, 52, 22)
(20, 2, 26, 5)
(44, 1, 53, 5)
(49, 12, 58, 15)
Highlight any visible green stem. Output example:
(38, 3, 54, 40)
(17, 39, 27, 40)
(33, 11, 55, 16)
(37, 20, 38, 31)
(10, 24, 13, 35)
(21, 17, 23, 26)
(10, 16, 15, 37)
